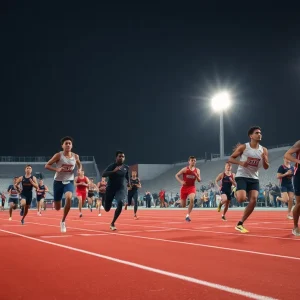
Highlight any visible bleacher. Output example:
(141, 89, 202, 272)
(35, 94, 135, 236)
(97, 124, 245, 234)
(141, 147, 290, 195)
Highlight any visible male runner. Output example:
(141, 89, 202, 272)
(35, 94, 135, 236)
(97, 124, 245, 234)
(175, 156, 201, 222)
(87, 178, 97, 212)
(97, 177, 107, 216)
(215, 162, 236, 221)
(276, 158, 294, 219)
(14, 165, 39, 224)
(284, 141, 300, 236)
(74, 170, 89, 218)
(7, 177, 20, 220)
(126, 170, 141, 219)
(228, 126, 269, 233)
(45, 136, 82, 232)
(36, 179, 49, 216)
(102, 151, 130, 230)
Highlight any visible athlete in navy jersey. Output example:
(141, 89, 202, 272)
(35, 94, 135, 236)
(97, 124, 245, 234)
(276, 159, 294, 220)
(7, 177, 20, 220)
(215, 162, 236, 221)
(284, 141, 300, 236)
(14, 165, 39, 225)
(126, 171, 141, 219)
(36, 179, 49, 216)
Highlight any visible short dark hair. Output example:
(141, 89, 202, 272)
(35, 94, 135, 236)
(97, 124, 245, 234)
(61, 136, 73, 145)
(116, 150, 124, 157)
(189, 156, 196, 160)
(248, 126, 261, 137)
(25, 164, 32, 168)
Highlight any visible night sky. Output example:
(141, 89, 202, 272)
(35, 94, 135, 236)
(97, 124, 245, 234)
(1, 2, 300, 170)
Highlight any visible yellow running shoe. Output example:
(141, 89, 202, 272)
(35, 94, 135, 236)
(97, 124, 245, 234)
(235, 225, 249, 233)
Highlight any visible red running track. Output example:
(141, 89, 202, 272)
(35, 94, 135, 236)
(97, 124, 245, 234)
(0, 208, 299, 299)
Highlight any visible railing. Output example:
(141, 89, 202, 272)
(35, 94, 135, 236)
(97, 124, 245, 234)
(0, 156, 95, 162)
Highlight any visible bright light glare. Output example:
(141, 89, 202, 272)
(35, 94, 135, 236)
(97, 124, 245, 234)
(211, 91, 231, 112)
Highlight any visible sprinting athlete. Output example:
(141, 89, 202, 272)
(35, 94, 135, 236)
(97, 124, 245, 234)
(175, 156, 201, 222)
(14, 165, 39, 224)
(36, 179, 49, 216)
(74, 170, 89, 218)
(228, 126, 269, 233)
(7, 177, 20, 220)
(126, 171, 141, 219)
(284, 141, 300, 236)
(97, 177, 107, 216)
(102, 151, 130, 231)
(215, 162, 236, 221)
(87, 178, 97, 212)
(276, 158, 294, 220)
(45, 136, 82, 233)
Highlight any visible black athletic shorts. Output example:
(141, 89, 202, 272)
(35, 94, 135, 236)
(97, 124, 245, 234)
(221, 190, 232, 200)
(235, 177, 259, 193)
(88, 192, 95, 198)
(293, 170, 300, 196)
(20, 193, 33, 205)
(280, 184, 294, 193)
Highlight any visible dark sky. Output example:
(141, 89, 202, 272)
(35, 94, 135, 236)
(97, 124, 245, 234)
(1, 2, 300, 169)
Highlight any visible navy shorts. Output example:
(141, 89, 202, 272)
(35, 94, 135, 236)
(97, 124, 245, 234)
(221, 190, 232, 200)
(20, 193, 33, 205)
(280, 184, 294, 193)
(235, 177, 260, 193)
(9, 197, 18, 205)
(293, 171, 300, 196)
(53, 180, 74, 201)
(37, 195, 45, 202)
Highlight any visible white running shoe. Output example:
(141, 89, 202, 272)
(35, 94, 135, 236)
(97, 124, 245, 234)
(98, 213, 101, 216)
(9, 217, 12, 221)
(60, 221, 67, 233)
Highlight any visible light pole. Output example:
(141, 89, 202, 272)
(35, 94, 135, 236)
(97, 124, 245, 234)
(211, 91, 231, 159)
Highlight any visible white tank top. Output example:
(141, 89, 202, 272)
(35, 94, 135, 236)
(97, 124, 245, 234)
(236, 143, 263, 180)
(54, 151, 76, 181)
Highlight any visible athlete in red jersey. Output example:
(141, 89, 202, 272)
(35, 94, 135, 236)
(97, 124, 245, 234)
(74, 170, 89, 218)
(175, 156, 201, 222)
(284, 141, 300, 236)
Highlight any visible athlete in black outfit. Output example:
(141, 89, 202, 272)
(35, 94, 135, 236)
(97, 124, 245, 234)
(126, 170, 141, 219)
(14, 165, 39, 224)
(102, 151, 130, 231)
(215, 162, 236, 221)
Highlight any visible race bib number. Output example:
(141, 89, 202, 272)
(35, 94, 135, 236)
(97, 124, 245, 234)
(61, 164, 73, 172)
(247, 157, 260, 167)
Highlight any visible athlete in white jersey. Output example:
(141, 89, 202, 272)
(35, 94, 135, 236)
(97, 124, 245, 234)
(45, 136, 82, 232)
(228, 126, 269, 233)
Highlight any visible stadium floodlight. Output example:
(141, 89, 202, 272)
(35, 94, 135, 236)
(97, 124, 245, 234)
(211, 91, 231, 159)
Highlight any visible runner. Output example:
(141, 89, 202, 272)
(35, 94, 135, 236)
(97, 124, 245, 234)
(126, 171, 141, 219)
(228, 126, 269, 233)
(36, 179, 49, 216)
(175, 156, 201, 222)
(276, 158, 294, 219)
(97, 177, 107, 216)
(14, 165, 39, 225)
(74, 170, 89, 218)
(102, 151, 130, 230)
(215, 162, 236, 221)
(284, 141, 300, 236)
(7, 177, 20, 220)
(45, 136, 82, 232)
